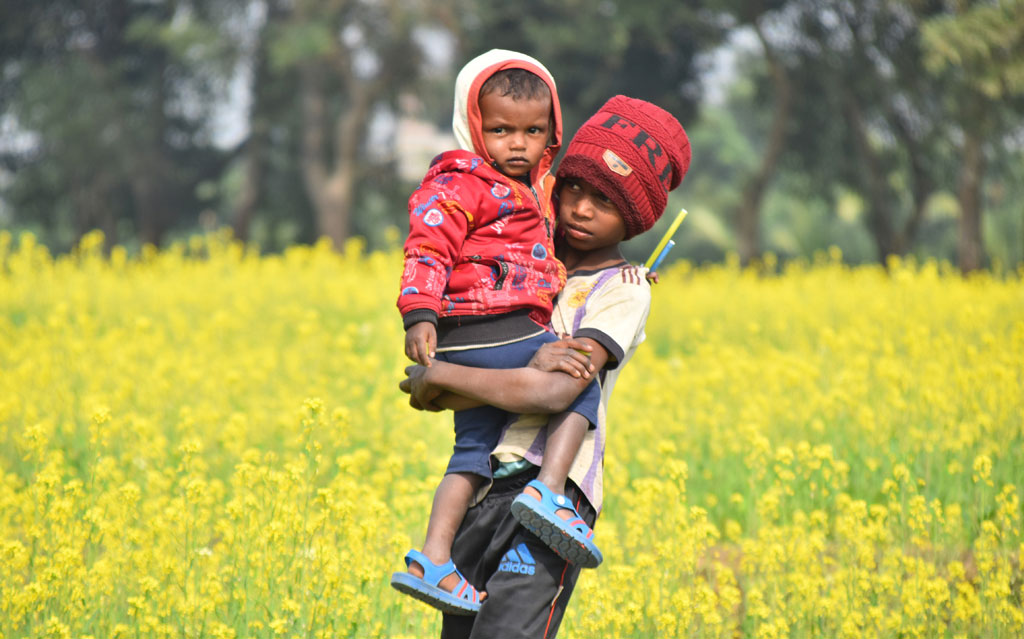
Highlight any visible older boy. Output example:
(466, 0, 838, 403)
(401, 95, 692, 638)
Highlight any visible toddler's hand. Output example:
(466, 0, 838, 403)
(405, 321, 436, 366)
(529, 338, 595, 379)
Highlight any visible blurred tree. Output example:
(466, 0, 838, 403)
(0, 0, 239, 249)
(257, 0, 424, 249)
(230, 0, 285, 243)
(223, 41, 317, 249)
(716, 0, 793, 265)
(920, 0, 1024, 272)
(776, 0, 1024, 270)
(783, 0, 952, 263)
(4, 0, 1020, 268)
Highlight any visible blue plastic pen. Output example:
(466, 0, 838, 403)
(648, 239, 675, 273)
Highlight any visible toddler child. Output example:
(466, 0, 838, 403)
(390, 49, 602, 616)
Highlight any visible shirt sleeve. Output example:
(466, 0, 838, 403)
(397, 178, 478, 319)
(574, 275, 651, 369)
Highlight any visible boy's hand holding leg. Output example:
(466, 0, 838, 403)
(405, 321, 436, 366)
(528, 338, 595, 379)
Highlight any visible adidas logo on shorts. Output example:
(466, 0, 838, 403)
(498, 543, 536, 575)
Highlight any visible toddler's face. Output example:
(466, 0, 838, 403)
(558, 177, 626, 251)
(478, 91, 551, 178)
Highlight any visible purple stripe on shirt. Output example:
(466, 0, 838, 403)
(571, 269, 620, 335)
(526, 428, 547, 461)
(580, 416, 604, 506)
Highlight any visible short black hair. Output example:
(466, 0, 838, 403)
(479, 68, 551, 102)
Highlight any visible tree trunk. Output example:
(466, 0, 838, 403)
(132, 165, 173, 246)
(232, 1, 281, 243)
(844, 95, 899, 262)
(131, 47, 173, 247)
(232, 88, 268, 243)
(299, 62, 375, 250)
(72, 170, 117, 251)
(316, 170, 355, 249)
(888, 112, 934, 254)
(299, 63, 334, 245)
(737, 20, 791, 266)
(957, 128, 985, 273)
(232, 130, 265, 243)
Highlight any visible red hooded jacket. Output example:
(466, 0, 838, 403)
(398, 51, 565, 334)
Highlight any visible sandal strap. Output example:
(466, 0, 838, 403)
(403, 549, 480, 604)
(452, 575, 481, 604)
(525, 479, 583, 519)
(524, 480, 595, 540)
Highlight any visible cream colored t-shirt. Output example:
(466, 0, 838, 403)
(486, 264, 652, 513)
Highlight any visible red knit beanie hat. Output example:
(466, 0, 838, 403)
(556, 96, 690, 239)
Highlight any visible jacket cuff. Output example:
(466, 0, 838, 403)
(403, 309, 439, 331)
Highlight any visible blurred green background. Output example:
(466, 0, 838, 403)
(1, 0, 1022, 271)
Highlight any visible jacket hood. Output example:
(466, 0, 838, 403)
(452, 49, 562, 184)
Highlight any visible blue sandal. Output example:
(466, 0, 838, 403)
(510, 479, 603, 568)
(390, 549, 482, 615)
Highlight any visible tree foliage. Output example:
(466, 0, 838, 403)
(920, 0, 1024, 270)
(0, 0, 1022, 268)
(921, 0, 1024, 99)
(1, 0, 245, 248)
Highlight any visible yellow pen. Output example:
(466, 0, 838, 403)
(644, 208, 688, 270)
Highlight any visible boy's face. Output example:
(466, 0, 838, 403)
(478, 91, 551, 177)
(558, 177, 626, 250)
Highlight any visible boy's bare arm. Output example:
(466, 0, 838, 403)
(409, 389, 485, 413)
(400, 338, 609, 414)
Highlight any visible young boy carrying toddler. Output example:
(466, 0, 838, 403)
(390, 49, 603, 615)
(401, 94, 692, 637)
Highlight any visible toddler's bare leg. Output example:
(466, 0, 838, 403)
(529, 411, 589, 519)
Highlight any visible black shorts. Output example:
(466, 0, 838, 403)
(440, 467, 598, 639)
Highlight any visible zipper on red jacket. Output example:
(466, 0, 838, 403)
(467, 254, 510, 290)
(528, 185, 553, 240)
(492, 260, 509, 289)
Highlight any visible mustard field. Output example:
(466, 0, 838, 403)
(2, 230, 1022, 639)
